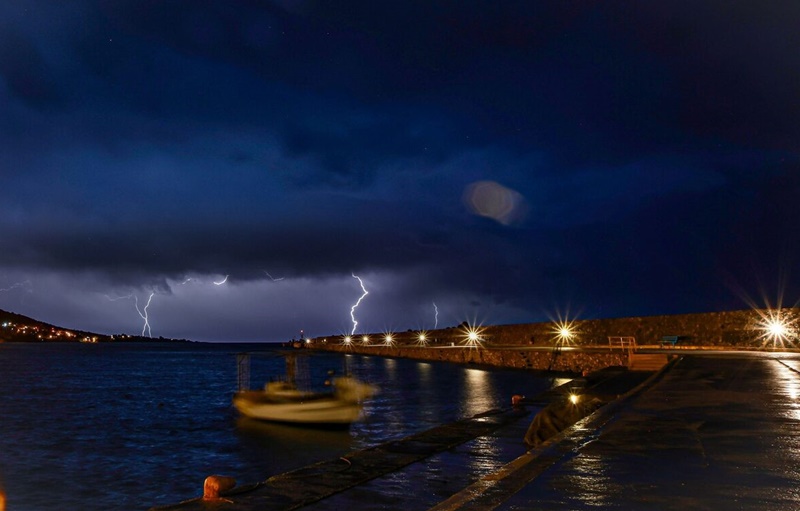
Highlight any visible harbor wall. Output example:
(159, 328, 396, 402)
(309, 308, 798, 373)
(317, 343, 629, 373)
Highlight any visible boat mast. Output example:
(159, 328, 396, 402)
(237, 353, 250, 391)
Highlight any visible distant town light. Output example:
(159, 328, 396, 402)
(343, 335, 352, 345)
(362, 335, 370, 345)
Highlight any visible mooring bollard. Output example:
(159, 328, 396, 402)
(203, 475, 236, 500)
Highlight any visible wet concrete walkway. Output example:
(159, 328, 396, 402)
(436, 352, 800, 510)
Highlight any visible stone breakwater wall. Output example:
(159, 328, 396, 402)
(452, 308, 798, 347)
(309, 308, 798, 373)
(317, 343, 628, 374)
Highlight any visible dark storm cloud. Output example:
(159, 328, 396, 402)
(0, 25, 60, 106)
(0, 1, 797, 340)
(617, 1, 800, 151)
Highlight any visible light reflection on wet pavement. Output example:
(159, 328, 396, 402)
(492, 354, 800, 510)
(299, 408, 536, 510)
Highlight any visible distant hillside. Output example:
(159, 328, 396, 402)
(0, 308, 191, 343)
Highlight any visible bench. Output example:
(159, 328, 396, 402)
(660, 335, 679, 347)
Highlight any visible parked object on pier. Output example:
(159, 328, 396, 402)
(233, 352, 377, 426)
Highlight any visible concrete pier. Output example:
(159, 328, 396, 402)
(436, 352, 800, 510)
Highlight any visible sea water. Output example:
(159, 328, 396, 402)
(0, 342, 554, 511)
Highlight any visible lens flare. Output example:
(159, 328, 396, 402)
(383, 332, 395, 346)
(416, 331, 429, 346)
(342, 335, 352, 346)
(361, 335, 370, 345)
(550, 310, 581, 346)
(755, 308, 797, 348)
(460, 322, 486, 348)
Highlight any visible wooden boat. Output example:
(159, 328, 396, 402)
(233, 352, 377, 426)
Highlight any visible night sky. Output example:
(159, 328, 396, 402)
(1, 1, 798, 342)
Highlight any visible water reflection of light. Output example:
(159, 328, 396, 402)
(417, 362, 432, 385)
(464, 435, 502, 474)
(564, 453, 618, 507)
(462, 368, 494, 417)
(550, 377, 573, 389)
(384, 357, 396, 377)
(769, 358, 800, 421)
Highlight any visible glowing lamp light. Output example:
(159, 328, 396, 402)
(767, 320, 788, 339)
(384, 334, 395, 346)
(343, 336, 352, 345)
(569, 394, 580, 405)
(755, 308, 796, 347)
(550, 314, 579, 345)
(461, 323, 486, 348)
(362, 335, 370, 345)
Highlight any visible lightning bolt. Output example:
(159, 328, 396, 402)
(213, 275, 229, 286)
(105, 293, 133, 302)
(0, 280, 33, 304)
(0, 280, 31, 292)
(105, 292, 155, 338)
(135, 292, 155, 337)
(263, 271, 285, 282)
(350, 273, 369, 335)
(433, 302, 439, 329)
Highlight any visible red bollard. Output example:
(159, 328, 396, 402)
(203, 475, 236, 500)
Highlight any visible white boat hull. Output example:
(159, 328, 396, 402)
(233, 392, 363, 424)
(233, 377, 377, 425)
